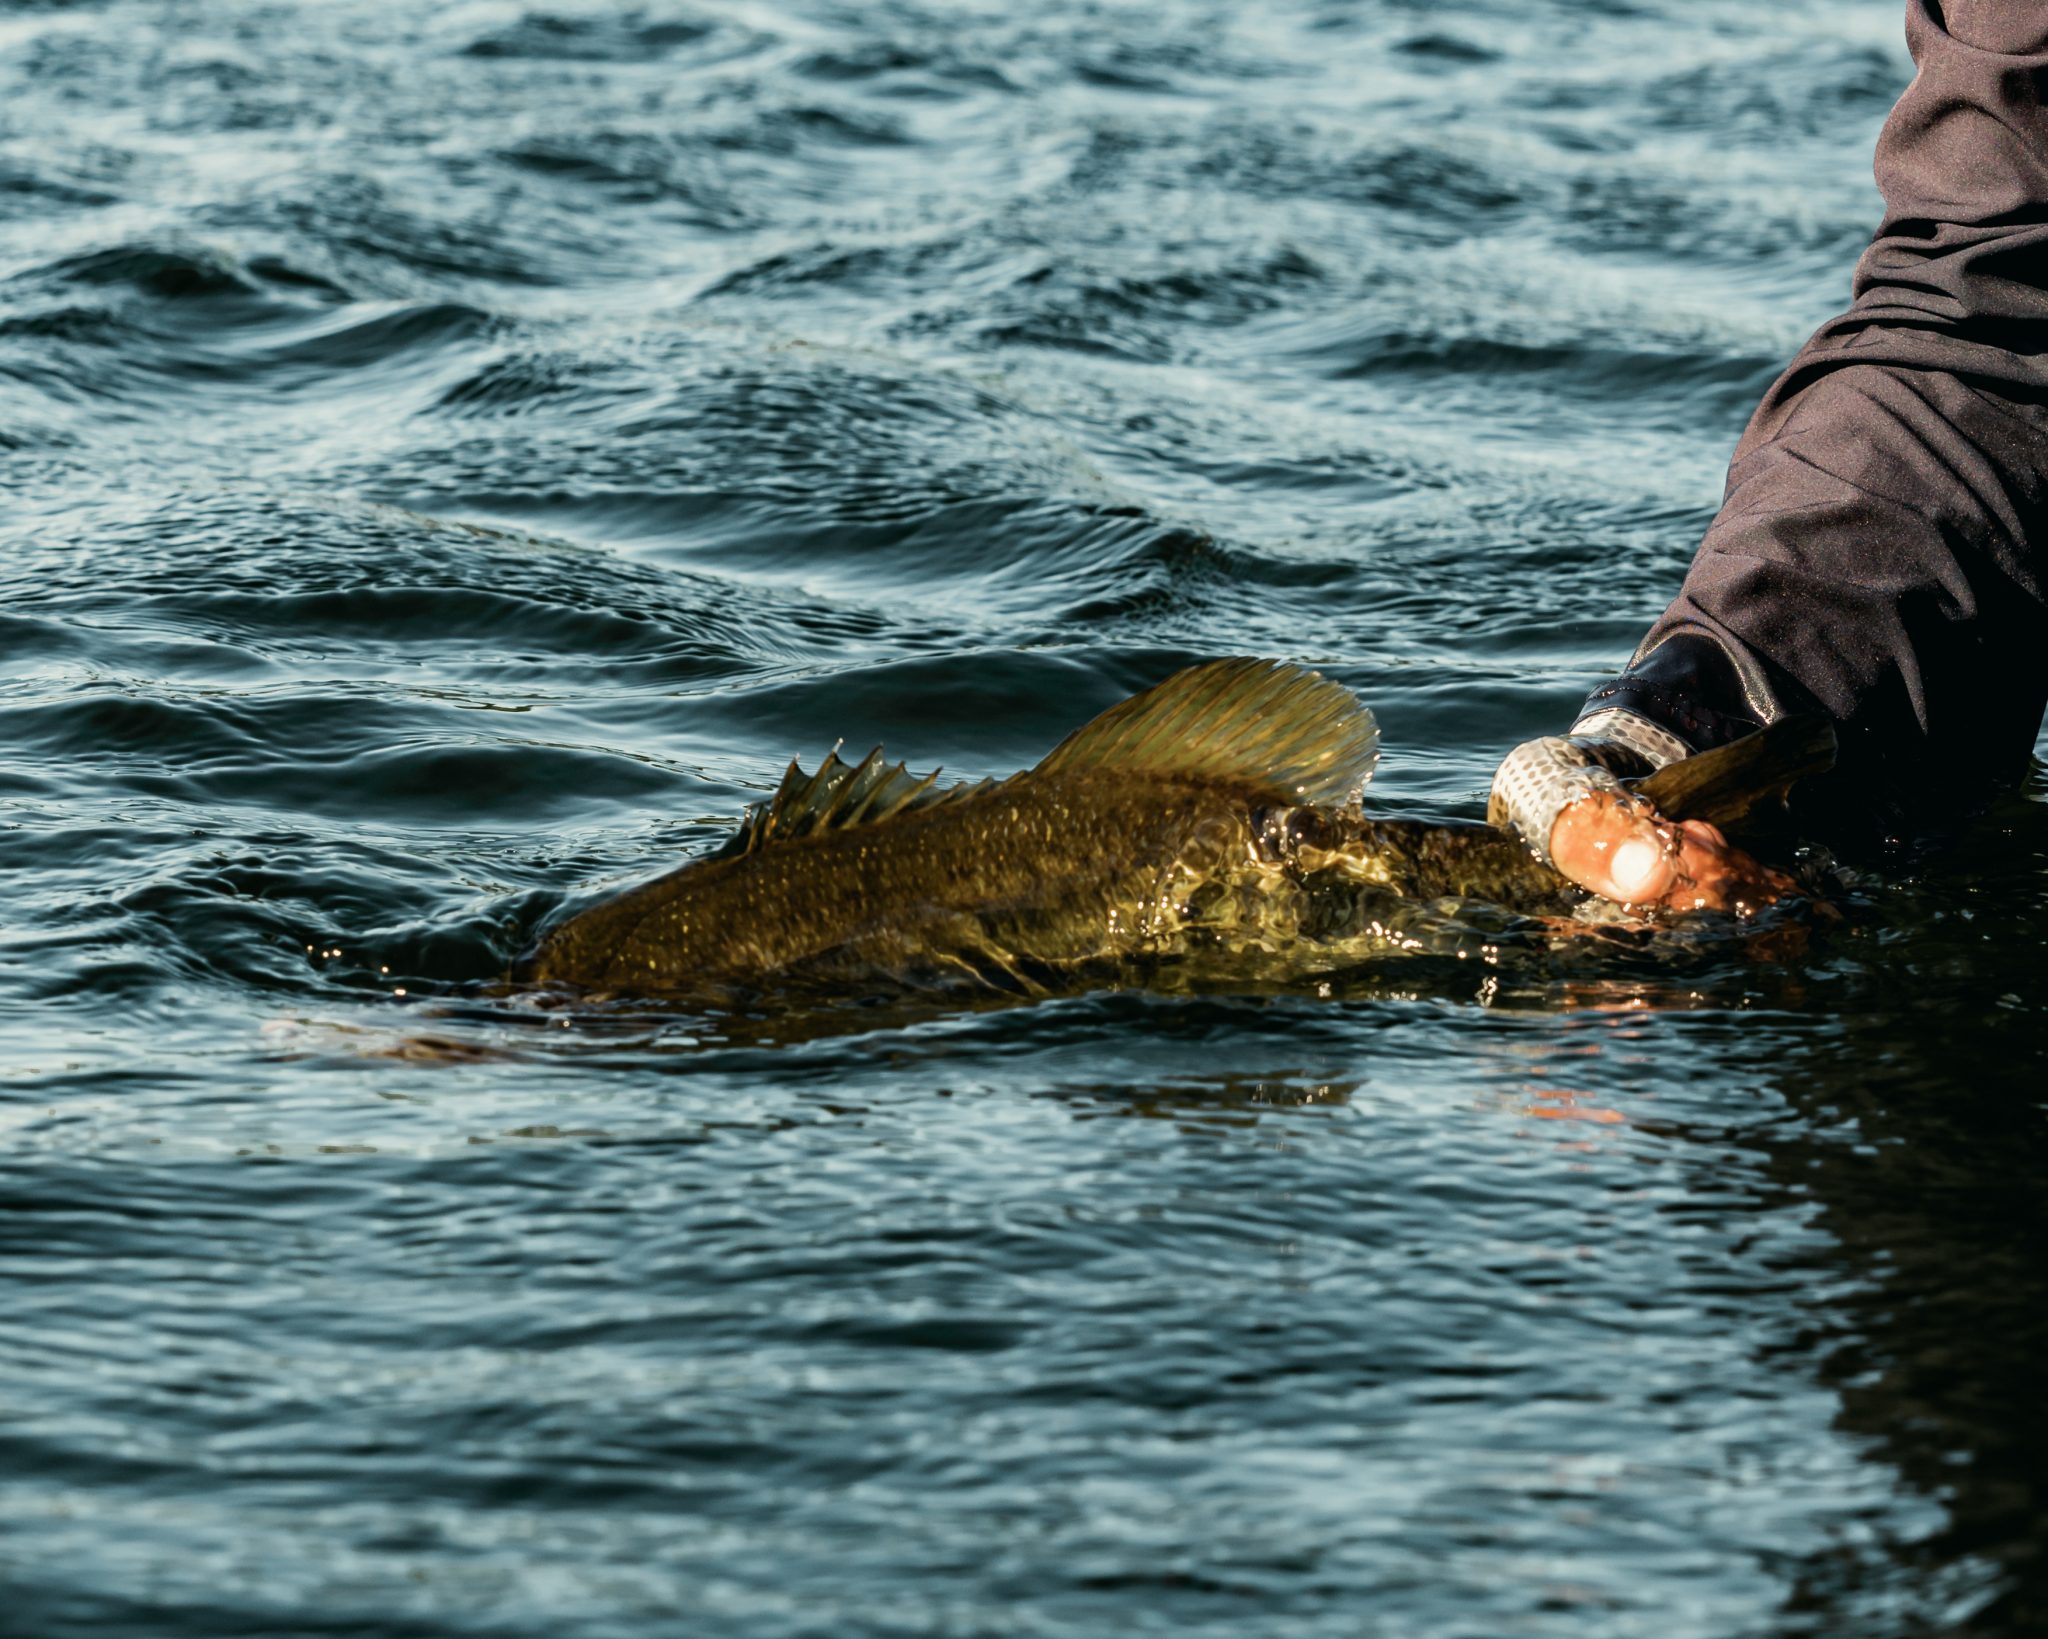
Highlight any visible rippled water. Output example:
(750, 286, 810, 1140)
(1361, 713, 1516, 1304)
(5, 1, 2046, 1632)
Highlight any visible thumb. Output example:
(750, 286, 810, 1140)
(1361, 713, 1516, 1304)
(1549, 793, 1677, 904)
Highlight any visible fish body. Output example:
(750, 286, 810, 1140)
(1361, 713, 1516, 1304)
(519, 659, 1827, 1003)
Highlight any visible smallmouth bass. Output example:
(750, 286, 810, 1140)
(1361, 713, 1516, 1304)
(519, 659, 1830, 1004)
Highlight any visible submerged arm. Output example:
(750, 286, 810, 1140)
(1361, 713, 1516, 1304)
(1499, 0, 2048, 900)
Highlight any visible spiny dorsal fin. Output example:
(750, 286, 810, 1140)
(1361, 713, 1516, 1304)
(714, 746, 988, 859)
(1634, 714, 1836, 833)
(1033, 657, 1379, 805)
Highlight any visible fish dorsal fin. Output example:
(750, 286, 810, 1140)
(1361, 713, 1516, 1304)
(1634, 714, 1837, 833)
(715, 746, 988, 859)
(1033, 657, 1379, 804)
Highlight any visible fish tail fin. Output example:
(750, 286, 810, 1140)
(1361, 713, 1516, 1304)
(1634, 715, 1837, 833)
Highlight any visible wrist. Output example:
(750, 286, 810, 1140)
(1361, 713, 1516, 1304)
(1568, 707, 1691, 770)
(1489, 737, 1635, 866)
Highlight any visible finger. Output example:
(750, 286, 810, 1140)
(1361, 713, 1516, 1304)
(1666, 832, 1790, 912)
(1547, 793, 1675, 905)
(1606, 830, 1671, 901)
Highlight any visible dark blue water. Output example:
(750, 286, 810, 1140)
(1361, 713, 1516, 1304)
(5, 2, 2045, 1632)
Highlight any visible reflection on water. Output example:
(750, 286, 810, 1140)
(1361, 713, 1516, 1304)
(1751, 809, 2048, 1630)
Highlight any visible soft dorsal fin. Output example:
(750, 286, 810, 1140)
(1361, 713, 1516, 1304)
(1033, 657, 1379, 804)
(714, 746, 988, 859)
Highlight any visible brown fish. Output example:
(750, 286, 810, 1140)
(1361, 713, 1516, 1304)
(518, 658, 1829, 1004)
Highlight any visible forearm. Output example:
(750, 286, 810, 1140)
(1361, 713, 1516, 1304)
(1590, 0, 2048, 822)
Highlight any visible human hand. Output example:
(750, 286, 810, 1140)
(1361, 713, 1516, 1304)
(1546, 789, 1794, 913)
(1490, 731, 1794, 914)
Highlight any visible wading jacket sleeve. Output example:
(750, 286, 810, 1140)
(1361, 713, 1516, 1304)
(1581, 0, 2048, 831)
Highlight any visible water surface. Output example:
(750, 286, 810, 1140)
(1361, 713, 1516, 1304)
(3, 1, 2045, 1633)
